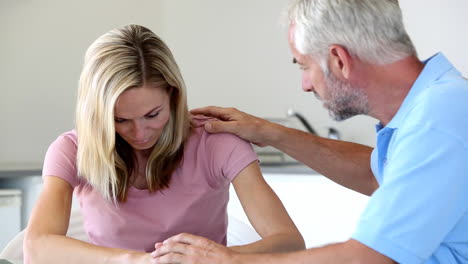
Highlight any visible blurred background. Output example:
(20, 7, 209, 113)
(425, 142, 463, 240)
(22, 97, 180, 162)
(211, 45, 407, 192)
(1, 0, 467, 254)
(2, 0, 466, 167)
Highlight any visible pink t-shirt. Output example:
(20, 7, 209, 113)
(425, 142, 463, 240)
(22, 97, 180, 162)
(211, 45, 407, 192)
(42, 127, 258, 252)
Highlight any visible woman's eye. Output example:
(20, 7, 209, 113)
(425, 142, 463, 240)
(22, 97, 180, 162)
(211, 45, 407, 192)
(146, 112, 160, 119)
(114, 118, 127, 123)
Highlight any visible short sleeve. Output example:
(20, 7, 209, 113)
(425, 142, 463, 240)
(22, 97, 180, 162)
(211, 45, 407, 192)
(352, 125, 468, 263)
(204, 132, 258, 185)
(42, 131, 80, 188)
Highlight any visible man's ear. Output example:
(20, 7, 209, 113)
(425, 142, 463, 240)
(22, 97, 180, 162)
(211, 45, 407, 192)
(328, 44, 352, 80)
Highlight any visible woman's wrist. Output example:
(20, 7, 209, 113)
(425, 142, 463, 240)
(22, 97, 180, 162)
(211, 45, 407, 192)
(110, 251, 149, 264)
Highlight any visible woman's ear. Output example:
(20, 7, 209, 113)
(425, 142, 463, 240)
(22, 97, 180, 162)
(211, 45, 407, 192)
(167, 85, 174, 95)
(167, 85, 177, 102)
(328, 44, 352, 80)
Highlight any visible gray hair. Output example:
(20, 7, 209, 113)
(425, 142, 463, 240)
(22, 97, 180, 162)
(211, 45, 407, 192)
(288, 0, 417, 67)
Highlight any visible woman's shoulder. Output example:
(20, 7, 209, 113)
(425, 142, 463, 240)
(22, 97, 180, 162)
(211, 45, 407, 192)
(59, 129, 78, 141)
(43, 129, 80, 187)
(187, 127, 250, 147)
(49, 129, 78, 150)
(182, 127, 257, 184)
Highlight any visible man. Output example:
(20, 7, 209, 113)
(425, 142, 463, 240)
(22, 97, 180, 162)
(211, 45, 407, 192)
(151, 0, 468, 263)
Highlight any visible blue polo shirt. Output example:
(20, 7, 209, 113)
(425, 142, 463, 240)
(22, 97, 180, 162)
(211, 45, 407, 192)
(352, 53, 468, 263)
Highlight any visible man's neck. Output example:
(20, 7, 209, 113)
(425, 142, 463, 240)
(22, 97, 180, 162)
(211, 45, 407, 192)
(361, 56, 425, 126)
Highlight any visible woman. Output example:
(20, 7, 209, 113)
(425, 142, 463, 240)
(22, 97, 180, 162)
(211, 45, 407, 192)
(24, 25, 304, 263)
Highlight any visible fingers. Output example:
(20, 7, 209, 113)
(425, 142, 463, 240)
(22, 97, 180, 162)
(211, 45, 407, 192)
(191, 114, 219, 121)
(152, 251, 184, 264)
(190, 106, 266, 143)
(203, 120, 239, 134)
(151, 233, 212, 259)
(190, 106, 239, 120)
(191, 115, 218, 127)
(152, 241, 191, 258)
(191, 111, 241, 134)
(151, 235, 209, 264)
(151, 234, 234, 264)
(164, 233, 212, 247)
(154, 242, 164, 250)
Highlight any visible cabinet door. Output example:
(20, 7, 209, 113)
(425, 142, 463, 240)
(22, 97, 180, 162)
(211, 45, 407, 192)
(0, 190, 22, 251)
(0, 175, 42, 229)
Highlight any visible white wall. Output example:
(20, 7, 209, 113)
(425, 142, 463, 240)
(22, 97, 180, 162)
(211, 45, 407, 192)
(158, 0, 378, 146)
(0, 0, 166, 167)
(1, 0, 467, 167)
(400, 1, 468, 73)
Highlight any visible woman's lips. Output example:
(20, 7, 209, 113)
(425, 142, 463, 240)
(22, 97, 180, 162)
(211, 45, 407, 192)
(133, 137, 151, 144)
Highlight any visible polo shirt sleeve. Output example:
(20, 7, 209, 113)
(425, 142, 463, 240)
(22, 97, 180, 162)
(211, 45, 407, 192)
(352, 124, 468, 263)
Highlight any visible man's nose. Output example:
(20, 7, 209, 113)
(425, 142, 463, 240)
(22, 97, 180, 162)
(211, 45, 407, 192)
(302, 71, 314, 92)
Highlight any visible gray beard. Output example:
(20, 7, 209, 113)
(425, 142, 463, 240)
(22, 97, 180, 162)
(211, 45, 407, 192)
(322, 70, 370, 121)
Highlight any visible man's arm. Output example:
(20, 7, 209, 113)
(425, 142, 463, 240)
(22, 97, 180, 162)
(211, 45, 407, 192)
(151, 233, 396, 264)
(191, 106, 377, 195)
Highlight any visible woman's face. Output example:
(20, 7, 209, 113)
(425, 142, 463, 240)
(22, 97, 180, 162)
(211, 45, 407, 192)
(114, 84, 171, 152)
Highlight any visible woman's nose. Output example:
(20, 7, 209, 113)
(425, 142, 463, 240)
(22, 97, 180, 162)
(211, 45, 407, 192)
(132, 120, 146, 141)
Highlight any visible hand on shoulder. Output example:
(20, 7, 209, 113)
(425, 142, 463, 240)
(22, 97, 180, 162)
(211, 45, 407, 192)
(190, 106, 274, 147)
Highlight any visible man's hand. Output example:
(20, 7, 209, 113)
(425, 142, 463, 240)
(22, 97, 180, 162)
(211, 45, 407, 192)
(191, 106, 274, 146)
(151, 233, 237, 264)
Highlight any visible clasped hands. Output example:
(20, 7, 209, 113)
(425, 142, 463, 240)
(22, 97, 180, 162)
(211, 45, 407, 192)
(149, 233, 237, 264)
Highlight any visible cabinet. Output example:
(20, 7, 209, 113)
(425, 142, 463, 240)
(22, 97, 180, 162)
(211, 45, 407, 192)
(0, 189, 22, 251)
(0, 170, 42, 229)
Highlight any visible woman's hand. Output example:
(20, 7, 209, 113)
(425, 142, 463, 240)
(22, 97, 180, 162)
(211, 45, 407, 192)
(151, 233, 238, 264)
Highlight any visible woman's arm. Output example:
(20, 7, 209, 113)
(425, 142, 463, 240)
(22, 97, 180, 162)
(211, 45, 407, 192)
(23, 176, 152, 264)
(229, 162, 305, 253)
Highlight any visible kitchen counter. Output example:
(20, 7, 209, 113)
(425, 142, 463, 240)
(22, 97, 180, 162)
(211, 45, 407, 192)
(0, 163, 42, 178)
(0, 163, 317, 177)
(230, 171, 369, 248)
(0, 170, 42, 178)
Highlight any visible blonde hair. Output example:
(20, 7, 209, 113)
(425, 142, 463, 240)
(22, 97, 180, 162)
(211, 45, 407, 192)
(76, 25, 191, 202)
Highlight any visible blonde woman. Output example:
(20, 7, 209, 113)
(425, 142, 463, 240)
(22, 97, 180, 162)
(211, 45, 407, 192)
(23, 25, 304, 264)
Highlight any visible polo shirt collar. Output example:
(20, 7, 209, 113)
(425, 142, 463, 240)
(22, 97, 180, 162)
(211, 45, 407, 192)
(376, 53, 456, 132)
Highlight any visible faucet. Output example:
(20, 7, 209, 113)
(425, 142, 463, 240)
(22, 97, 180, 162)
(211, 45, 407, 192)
(327, 127, 341, 140)
(287, 108, 318, 135)
(287, 108, 341, 140)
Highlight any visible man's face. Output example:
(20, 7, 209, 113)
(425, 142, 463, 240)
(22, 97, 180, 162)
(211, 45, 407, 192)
(288, 29, 326, 97)
(288, 25, 369, 121)
(322, 68, 370, 121)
